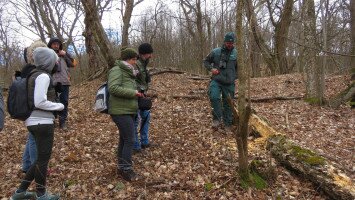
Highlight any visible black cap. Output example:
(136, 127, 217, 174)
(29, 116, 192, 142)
(138, 43, 153, 54)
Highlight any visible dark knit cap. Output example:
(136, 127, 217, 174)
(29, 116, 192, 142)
(138, 43, 153, 54)
(224, 32, 235, 42)
(120, 48, 138, 61)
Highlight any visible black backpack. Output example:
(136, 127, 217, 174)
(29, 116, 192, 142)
(7, 70, 40, 121)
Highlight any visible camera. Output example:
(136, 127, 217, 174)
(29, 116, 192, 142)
(219, 60, 227, 69)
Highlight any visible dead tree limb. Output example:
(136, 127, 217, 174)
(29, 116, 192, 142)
(248, 96, 304, 102)
(171, 95, 202, 99)
(150, 68, 185, 76)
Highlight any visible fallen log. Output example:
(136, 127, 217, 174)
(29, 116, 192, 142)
(171, 95, 202, 99)
(267, 135, 355, 200)
(248, 96, 304, 102)
(328, 82, 355, 108)
(150, 68, 185, 76)
(186, 76, 210, 80)
(231, 104, 355, 199)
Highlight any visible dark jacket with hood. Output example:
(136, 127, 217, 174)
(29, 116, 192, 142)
(135, 57, 151, 92)
(203, 44, 237, 85)
(47, 37, 74, 86)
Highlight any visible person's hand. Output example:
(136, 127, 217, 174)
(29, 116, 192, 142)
(58, 50, 66, 56)
(211, 68, 220, 75)
(135, 91, 144, 97)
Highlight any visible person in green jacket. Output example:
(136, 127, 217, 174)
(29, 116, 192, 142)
(108, 47, 144, 181)
(203, 32, 237, 131)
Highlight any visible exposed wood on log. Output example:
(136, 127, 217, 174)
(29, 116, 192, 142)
(267, 135, 355, 200)
(230, 101, 355, 200)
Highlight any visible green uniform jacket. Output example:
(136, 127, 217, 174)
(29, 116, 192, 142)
(203, 45, 237, 85)
(108, 60, 138, 115)
(135, 57, 150, 91)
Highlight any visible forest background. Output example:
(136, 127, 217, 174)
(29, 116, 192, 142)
(0, 0, 354, 198)
(0, 0, 353, 88)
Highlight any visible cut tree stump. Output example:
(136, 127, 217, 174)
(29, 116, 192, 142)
(241, 111, 355, 200)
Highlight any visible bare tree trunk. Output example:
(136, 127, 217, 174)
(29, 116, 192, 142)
(244, 0, 277, 75)
(236, 0, 250, 179)
(81, 0, 116, 69)
(179, 0, 206, 73)
(351, 0, 355, 80)
(121, 0, 134, 47)
(350, 0, 355, 106)
(303, 0, 324, 104)
(83, 8, 100, 79)
(271, 0, 294, 74)
(249, 31, 261, 77)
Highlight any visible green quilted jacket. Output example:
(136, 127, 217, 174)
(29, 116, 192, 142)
(108, 60, 138, 115)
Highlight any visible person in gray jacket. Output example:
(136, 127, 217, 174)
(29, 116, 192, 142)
(10, 47, 64, 200)
(47, 37, 74, 131)
(0, 86, 4, 132)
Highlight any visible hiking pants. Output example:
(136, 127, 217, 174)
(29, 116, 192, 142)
(208, 80, 235, 126)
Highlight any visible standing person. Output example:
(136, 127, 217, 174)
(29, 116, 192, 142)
(10, 47, 64, 200)
(0, 86, 4, 132)
(203, 32, 237, 131)
(47, 37, 74, 131)
(133, 43, 155, 152)
(19, 40, 47, 174)
(108, 47, 144, 181)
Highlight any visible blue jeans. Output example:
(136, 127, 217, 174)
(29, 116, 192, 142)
(208, 80, 235, 126)
(111, 114, 135, 170)
(22, 132, 37, 172)
(134, 110, 151, 150)
(57, 85, 69, 125)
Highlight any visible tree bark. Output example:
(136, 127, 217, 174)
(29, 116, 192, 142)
(121, 0, 134, 47)
(350, 0, 355, 106)
(83, 4, 100, 80)
(81, 0, 116, 69)
(267, 135, 355, 200)
(241, 111, 355, 200)
(270, 0, 294, 74)
(303, 0, 324, 104)
(236, 0, 250, 178)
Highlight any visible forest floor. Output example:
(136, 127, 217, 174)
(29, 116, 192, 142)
(0, 72, 353, 199)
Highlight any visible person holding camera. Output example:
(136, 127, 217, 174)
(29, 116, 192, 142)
(133, 43, 155, 153)
(203, 32, 237, 132)
(47, 37, 75, 131)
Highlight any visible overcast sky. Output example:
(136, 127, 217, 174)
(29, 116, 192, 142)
(10, 0, 161, 47)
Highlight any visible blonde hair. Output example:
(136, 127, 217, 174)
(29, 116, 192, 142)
(26, 40, 47, 64)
